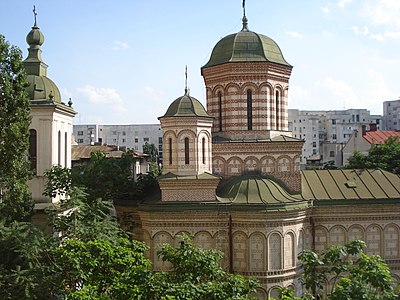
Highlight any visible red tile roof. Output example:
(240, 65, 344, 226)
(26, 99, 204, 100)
(363, 130, 400, 144)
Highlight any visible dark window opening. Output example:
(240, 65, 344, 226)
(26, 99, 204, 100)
(247, 89, 252, 130)
(184, 137, 189, 165)
(275, 91, 280, 130)
(218, 92, 223, 132)
(202, 137, 206, 164)
(29, 129, 37, 173)
(169, 138, 172, 165)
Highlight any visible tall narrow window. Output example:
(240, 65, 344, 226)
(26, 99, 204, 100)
(247, 89, 252, 130)
(275, 91, 280, 130)
(58, 130, 61, 165)
(64, 132, 68, 167)
(184, 137, 189, 165)
(169, 138, 172, 165)
(218, 92, 223, 131)
(29, 129, 37, 173)
(202, 137, 206, 164)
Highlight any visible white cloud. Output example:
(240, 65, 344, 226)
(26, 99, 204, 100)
(352, 25, 400, 41)
(285, 31, 303, 39)
(338, 0, 352, 8)
(77, 85, 129, 114)
(111, 40, 129, 51)
(363, 0, 400, 28)
(321, 4, 331, 14)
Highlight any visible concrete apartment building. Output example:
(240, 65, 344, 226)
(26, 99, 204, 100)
(73, 124, 163, 160)
(288, 109, 381, 167)
(382, 99, 400, 130)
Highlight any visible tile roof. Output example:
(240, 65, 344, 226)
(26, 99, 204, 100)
(72, 145, 147, 161)
(363, 130, 400, 144)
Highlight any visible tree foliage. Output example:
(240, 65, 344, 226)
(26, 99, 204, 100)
(345, 137, 400, 174)
(298, 240, 398, 300)
(0, 34, 34, 223)
(152, 234, 258, 300)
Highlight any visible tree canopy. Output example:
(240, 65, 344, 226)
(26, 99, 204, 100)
(345, 137, 400, 174)
(0, 34, 34, 223)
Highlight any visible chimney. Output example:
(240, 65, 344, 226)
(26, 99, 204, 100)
(361, 125, 366, 136)
(369, 123, 377, 132)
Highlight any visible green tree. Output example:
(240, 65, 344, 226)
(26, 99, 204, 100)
(298, 240, 398, 300)
(152, 234, 258, 300)
(344, 137, 400, 174)
(143, 142, 158, 163)
(0, 34, 34, 223)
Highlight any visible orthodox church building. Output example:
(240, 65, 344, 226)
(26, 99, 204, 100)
(118, 12, 400, 299)
(22, 8, 400, 300)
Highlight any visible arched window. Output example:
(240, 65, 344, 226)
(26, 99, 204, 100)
(247, 89, 252, 130)
(218, 92, 223, 131)
(184, 137, 189, 165)
(169, 138, 172, 165)
(202, 137, 206, 164)
(275, 91, 280, 130)
(58, 130, 61, 165)
(64, 132, 68, 167)
(29, 129, 37, 173)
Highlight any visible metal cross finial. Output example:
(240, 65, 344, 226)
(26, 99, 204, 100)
(242, 0, 246, 17)
(185, 65, 188, 95)
(33, 5, 38, 26)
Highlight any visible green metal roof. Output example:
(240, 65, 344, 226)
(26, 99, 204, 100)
(25, 74, 62, 102)
(202, 29, 291, 68)
(301, 169, 400, 202)
(216, 175, 304, 205)
(160, 92, 211, 118)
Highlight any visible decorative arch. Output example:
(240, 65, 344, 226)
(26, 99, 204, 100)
(384, 223, 399, 258)
(174, 231, 191, 246)
(194, 231, 213, 250)
(226, 156, 243, 177)
(214, 230, 229, 269)
(249, 232, 266, 272)
(212, 84, 225, 97)
(212, 156, 226, 176)
(348, 224, 365, 242)
(365, 224, 383, 256)
(293, 155, 301, 172)
(252, 287, 267, 299)
(315, 225, 328, 252)
(269, 286, 281, 300)
(224, 82, 241, 94)
(329, 225, 347, 246)
(284, 231, 296, 268)
(244, 156, 260, 174)
(233, 231, 248, 272)
(268, 232, 282, 270)
(152, 231, 173, 271)
(260, 155, 276, 175)
(277, 155, 292, 173)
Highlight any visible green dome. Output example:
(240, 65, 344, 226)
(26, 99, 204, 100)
(161, 92, 211, 118)
(26, 25, 44, 47)
(26, 74, 62, 102)
(216, 175, 303, 205)
(203, 18, 291, 68)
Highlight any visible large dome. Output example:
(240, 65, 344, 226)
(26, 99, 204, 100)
(203, 17, 291, 68)
(160, 92, 211, 118)
(25, 74, 62, 103)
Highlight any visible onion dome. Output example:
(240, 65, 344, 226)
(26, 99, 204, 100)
(203, 16, 291, 68)
(216, 175, 304, 206)
(160, 90, 211, 118)
(23, 16, 62, 103)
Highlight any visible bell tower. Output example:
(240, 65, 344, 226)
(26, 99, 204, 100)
(24, 9, 76, 205)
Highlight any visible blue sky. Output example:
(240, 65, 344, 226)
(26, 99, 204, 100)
(1, 0, 399, 124)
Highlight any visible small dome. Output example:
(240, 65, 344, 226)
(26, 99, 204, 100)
(216, 175, 303, 205)
(161, 93, 211, 118)
(25, 74, 62, 102)
(26, 26, 44, 47)
(203, 28, 291, 68)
